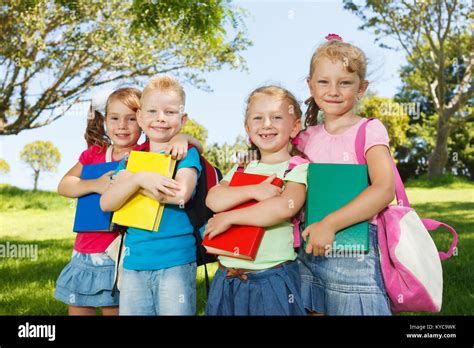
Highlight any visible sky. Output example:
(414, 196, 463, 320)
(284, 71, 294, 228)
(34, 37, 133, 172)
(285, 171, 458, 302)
(1, 0, 407, 191)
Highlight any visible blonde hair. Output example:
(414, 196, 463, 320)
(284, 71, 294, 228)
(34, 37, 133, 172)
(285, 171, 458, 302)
(85, 87, 142, 150)
(141, 74, 186, 107)
(305, 40, 367, 127)
(245, 85, 302, 122)
(245, 85, 302, 159)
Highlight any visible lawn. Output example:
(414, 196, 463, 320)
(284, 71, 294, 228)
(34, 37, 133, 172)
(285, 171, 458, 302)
(0, 183, 472, 315)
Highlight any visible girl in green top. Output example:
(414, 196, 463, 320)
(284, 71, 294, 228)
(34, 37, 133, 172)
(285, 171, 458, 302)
(204, 86, 308, 315)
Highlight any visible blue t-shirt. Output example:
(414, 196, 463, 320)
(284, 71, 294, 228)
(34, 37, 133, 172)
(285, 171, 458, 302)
(113, 147, 202, 270)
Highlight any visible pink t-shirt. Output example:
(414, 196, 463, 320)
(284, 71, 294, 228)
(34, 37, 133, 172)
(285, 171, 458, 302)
(74, 144, 142, 253)
(296, 118, 390, 224)
(296, 118, 390, 164)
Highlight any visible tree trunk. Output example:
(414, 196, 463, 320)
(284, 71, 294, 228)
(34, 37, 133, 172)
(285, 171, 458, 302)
(33, 170, 40, 191)
(427, 113, 451, 179)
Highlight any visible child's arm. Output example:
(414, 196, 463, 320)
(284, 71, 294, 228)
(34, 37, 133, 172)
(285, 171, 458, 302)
(140, 167, 198, 206)
(205, 174, 282, 213)
(100, 170, 181, 212)
(166, 133, 204, 160)
(57, 162, 115, 198)
(303, 145, 395, 256)
(204, 181, 306, 240)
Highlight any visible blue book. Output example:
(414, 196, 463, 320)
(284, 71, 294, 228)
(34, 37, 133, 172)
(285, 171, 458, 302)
(73, 162, 119, 232)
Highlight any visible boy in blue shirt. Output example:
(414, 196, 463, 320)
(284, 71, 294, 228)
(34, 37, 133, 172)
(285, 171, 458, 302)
(101, 75, 201, 315)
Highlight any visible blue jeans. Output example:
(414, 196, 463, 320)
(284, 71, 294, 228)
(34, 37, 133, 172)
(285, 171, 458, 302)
(298, 224, 391, 315)
(119, 262, 196, 315)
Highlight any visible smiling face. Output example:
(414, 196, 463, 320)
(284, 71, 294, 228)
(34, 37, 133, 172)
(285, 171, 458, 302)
(105, 99, 141, 148)
(307, 57, 368, 118)
(137, 89, 186, 144)
(245, 94, 301, 156)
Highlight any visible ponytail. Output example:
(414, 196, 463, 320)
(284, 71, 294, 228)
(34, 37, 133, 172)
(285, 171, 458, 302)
(84, 106, 110, 151)
(304, 96, 320, 128)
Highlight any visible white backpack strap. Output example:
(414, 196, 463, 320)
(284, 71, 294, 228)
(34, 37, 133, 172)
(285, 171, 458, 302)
(105, 145, 114, 163)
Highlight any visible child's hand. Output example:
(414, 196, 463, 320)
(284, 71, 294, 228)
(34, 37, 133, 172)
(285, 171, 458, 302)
(204, 212, 234, 240)
(302, 219, 337, 256)
(136, 172, 181, 197)
(166, 133, 188, 160)
(251, 174, 282, 201)
(139, 188, 165, 202)
(95, 170, 116, 194)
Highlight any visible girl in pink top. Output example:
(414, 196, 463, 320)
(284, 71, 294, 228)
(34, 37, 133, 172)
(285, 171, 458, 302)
(296, 35, 395, 315)
(54, 87, 143, 316)
(54, 87, 200, 316)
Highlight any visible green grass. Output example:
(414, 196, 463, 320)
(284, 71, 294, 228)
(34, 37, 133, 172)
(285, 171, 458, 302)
(0, 184, 473, 315)
(404, 173, 474, 189)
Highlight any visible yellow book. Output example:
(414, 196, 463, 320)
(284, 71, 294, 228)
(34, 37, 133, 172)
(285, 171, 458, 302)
(111, 151, 176, 232)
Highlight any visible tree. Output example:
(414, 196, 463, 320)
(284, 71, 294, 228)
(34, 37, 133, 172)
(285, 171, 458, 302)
(20, 141, 61, 190)
(0, 159, 10, 175)
(344, 0, 473, 179)
(395, 55, 474, 179)
(181, 118, 209, 150)
(358, 93, 411, 155)
(0, 0, 250, 135)
(205, 135, 249, 175)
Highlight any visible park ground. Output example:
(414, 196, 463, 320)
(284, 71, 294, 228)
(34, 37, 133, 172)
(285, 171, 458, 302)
(0, 178, 473, 315)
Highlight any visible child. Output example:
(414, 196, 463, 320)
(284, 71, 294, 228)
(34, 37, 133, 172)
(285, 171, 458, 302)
(55, 87, 143, 315)
(204, 86, 308, 316)
(295, 34, 395, 315)
(55, 87, 198, 316)
(100, 75, 202, 316)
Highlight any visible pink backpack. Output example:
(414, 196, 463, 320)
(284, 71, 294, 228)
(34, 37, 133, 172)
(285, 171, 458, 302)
(356, 118, 458, 313)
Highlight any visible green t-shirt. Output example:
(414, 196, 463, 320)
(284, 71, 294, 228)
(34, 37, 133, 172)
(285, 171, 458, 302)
(218, 160, 308, 270)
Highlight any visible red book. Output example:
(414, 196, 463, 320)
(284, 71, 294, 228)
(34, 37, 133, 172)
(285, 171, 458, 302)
(202, 172, 284, 260)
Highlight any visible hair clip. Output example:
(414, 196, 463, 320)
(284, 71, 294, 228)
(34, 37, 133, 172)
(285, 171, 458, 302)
(291, 137, 299, 146)
(325, 33, 343, 41)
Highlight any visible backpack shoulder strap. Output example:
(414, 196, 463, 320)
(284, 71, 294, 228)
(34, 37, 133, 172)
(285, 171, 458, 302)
(285, 156, 309, 177)
(355, 118, 410, 208)
(354, 118, 374, 165)
(105, 145, 114, 163)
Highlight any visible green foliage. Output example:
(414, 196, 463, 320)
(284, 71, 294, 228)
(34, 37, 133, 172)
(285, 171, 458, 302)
(394, 32, 474, 179)
(0, 159, 10, 174)
(0, 0, 251, 135)
(205, 135, 249, 175)
(358, 93, 411, 155)
(19, 141, 61, 190)
(181, 118, 209, 149)
(343, 0, 473, 179)
(20, 141, 61, 172)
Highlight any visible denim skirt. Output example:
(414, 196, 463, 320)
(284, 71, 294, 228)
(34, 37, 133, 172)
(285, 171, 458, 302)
(205, 261, 306, 316)
(54, 250, 119, 307)
(297, 224, 391, 315)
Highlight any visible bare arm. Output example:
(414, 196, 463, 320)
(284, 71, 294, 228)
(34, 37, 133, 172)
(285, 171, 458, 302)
(324, 145, 395, 231)
(204, 182, 306, 239)
(184, 135, 204, 154)
(303, 145, 395, 255)
(99, 170, 142, 212)
(143, 167, 198, 206)
(166, 133, 204, 160)
(206, 174, 282, 212)
(57, 162, 114, 198)
(100, 169, 182, 212)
